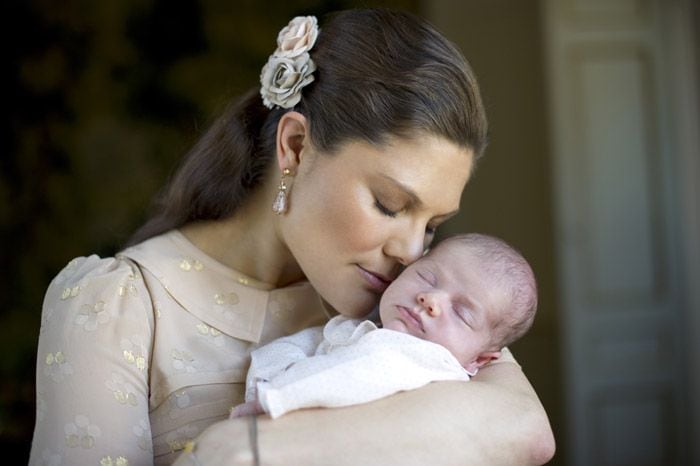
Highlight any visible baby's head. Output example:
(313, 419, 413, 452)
(379, 233, 537, 374)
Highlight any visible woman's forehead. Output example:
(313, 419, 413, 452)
(340, 136, 472, 191)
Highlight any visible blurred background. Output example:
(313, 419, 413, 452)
(3, 0, 699, 464)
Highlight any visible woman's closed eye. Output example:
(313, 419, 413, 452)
(375, 199, 399, 218)
(374, 198, 440, 238)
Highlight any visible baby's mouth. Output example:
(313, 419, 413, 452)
(397, 305, 424, 333)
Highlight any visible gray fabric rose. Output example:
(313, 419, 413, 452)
(260, 16, 319, 109)
(260, 53, 317, 109)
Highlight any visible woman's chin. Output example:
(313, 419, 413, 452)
(326, 294, 378, 319)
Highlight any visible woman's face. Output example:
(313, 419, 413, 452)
(281, 134, 473, 318)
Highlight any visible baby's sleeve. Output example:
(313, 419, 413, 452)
(244, 326, 324, 402)
(256, 330, 470, 418)
(29, 255, 155, 466)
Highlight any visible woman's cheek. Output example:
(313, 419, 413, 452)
(331, 188, 385, 253)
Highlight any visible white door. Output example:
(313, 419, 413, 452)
(543, 0, 697, 464)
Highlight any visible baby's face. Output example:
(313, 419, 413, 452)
(379, 241, 504, 372)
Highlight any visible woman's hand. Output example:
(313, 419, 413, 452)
(172, 417, 256, 466)
(230, 400, 264, 418)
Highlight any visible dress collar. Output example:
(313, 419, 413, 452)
(118, 230, 325, 343)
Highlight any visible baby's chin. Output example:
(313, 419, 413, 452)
(381, 319, 409, 334)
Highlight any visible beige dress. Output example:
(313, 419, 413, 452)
(29, 230, 328, 465)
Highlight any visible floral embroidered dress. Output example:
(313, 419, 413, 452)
(30, 230, 328, 465)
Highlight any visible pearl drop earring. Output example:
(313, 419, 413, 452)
(272, 168, 292, 214)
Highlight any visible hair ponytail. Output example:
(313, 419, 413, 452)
(127, 89, 281, 245)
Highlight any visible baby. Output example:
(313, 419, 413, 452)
(232, 233, 538, 419)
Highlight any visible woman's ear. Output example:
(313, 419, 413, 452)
(275, 111, 309, 173)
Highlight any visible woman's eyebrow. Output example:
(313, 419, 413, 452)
(379, 174, 460, 218)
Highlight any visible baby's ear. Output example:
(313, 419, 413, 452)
(464, 350, 502, 376)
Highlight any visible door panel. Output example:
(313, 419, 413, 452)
(543, 0, 689, 464)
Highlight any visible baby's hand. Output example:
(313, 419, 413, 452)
(229, 400, 264, 418)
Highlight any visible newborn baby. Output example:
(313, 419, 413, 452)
(232, 233, 537, 418)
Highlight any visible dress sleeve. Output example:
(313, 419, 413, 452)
(30, 255, 155, 466)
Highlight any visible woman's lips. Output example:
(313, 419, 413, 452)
(397, 305, 424, 333)
(356, 265, 392, 293)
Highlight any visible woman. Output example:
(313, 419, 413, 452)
(31, 9, 554, 465)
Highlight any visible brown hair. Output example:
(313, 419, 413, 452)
(128, 8, 488, 245)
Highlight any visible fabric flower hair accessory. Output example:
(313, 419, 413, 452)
(260, 16, 319, 109)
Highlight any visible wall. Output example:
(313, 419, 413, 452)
(425, 1, 564, 463)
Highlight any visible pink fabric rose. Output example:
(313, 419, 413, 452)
(275, 16, 319, 58)
(260, 16, 319, 109)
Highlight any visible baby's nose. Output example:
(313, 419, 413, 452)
(418, 294, 442, 317)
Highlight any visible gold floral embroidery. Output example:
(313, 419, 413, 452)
(167, 439, 191, 453)
(171, 349, 198, 373)
(195, 323, 225, 347)
(118, 272, 139, 297)
(214, 291, 246, 322)
(105, 372, 138, 406)
(214, 292, 239, 305)
(60, 285, 81, 300)
(45, 351, 63, 365)
(64, 414, 101, 449)
(118, 283, 137, 297)
(161, 420, 199, 452)
(100, 455, 129, 466)
(113, 390, 137, 406)
(179, 258, 204, 272)
(270, 292, 295, 320)
(165, 424, 200, 453)
(121, 336, 147, 371)
(44, 351, 73, 381)
(75, 300, 109, 331)
(179, 259, 192, 271)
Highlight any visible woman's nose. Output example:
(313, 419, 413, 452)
(384, 224, 426, 266)
(417, 293, 442, 317)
